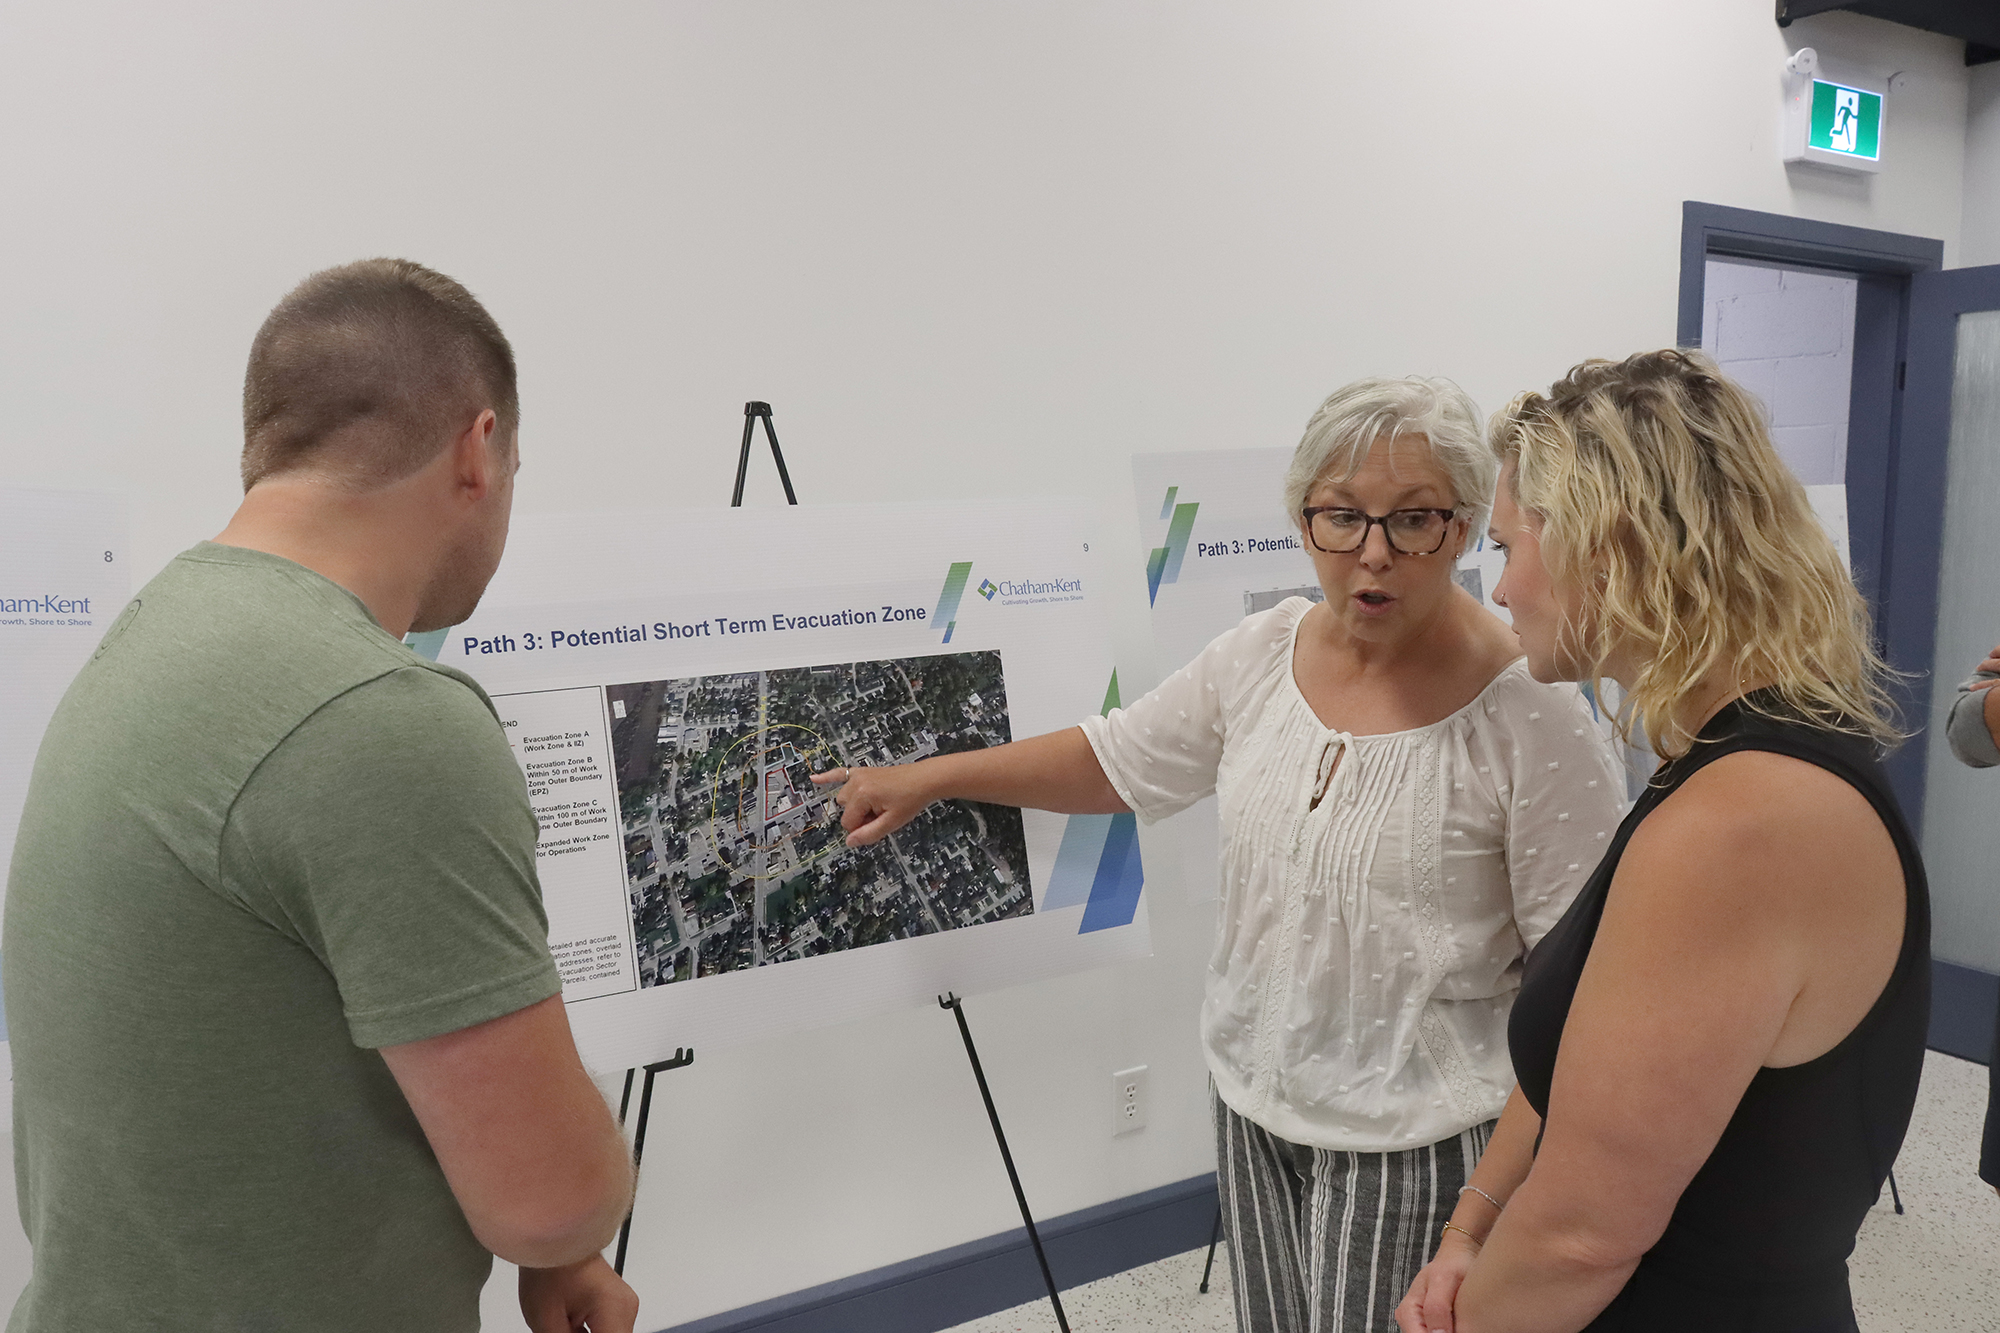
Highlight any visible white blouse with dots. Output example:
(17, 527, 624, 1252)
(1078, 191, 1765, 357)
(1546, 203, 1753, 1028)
(1081, 598, 1627, 1153)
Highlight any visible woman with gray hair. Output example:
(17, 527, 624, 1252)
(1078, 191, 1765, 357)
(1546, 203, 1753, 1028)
(815, 377, 1623, 1332)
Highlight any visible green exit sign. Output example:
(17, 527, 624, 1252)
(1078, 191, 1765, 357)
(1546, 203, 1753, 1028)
(1784, 70, 1885, 174)
(1809, 80, 1881, 160)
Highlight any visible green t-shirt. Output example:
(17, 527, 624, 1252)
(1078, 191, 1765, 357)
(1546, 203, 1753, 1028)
(3, 543, 562, 1332)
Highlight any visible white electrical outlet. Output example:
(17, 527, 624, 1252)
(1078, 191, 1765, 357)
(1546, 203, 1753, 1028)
(1111, 1065, 1148, 1136)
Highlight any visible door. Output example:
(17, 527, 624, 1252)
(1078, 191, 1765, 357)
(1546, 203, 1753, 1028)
(1902, 264, 2000, 1057)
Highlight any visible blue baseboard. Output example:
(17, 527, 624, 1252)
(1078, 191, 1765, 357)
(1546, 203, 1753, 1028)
(655, 1173, 1221, 1333)
(1930, 957, 1998, 1066)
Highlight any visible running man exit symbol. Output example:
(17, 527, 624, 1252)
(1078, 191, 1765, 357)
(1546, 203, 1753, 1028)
(1807, 79, 1880, 161)
(1831, 88, 1858, 152)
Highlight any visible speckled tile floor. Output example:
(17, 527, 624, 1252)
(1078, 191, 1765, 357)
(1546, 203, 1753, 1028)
(1849, 1050, 2000, 1330)
(942, 1245, 1238, 1333)
(947, 1051, 1999, 1333)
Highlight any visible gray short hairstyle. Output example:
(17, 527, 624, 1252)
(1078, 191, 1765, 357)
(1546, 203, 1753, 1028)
(1282, 376, 1494, 534)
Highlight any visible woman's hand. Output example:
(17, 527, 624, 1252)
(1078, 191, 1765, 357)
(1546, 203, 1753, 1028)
(1395, 1230, 1481, 1333)
(811, 764, 935, 845)
(809, 730, 1124, 845)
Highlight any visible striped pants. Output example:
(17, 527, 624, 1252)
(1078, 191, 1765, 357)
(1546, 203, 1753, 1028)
(1214, 1090, 1495, 1333)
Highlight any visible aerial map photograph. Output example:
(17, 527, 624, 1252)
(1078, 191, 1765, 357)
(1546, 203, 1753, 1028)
(606, 651, 1033, 988)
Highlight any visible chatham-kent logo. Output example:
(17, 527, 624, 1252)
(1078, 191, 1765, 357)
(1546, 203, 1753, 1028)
(0, 594, 93, 615)
(984, 575, 1084, 599)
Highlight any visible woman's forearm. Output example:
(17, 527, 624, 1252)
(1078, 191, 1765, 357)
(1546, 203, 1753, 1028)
(1453, 1172, 1639, 1333)
(1446, 1086, 1539, 1243)
(824, 726, 1127, 845)
(913, 726, 1125, 814)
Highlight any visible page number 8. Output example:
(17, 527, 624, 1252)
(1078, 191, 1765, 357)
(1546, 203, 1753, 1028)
(103, 551, 114, 562)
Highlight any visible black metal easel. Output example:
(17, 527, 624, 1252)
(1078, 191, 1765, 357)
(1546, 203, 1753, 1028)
(609, 412, 1070, 1326)
(612, 1048, 695, 1275)
(732, 400, 799, 506)
(940, 993, 1072, 1333)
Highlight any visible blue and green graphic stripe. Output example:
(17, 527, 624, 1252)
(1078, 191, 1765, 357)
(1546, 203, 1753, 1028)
(933, 561, 974, 643)
(1146, 495, 1200, 605)
(1041, 669, 1144, 932)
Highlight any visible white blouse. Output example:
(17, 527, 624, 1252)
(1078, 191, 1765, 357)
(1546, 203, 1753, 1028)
(1082, 599, 1626, 1152)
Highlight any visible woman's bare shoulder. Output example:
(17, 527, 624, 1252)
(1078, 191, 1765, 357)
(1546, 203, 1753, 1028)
(1623, 749, 1886, 909)
(1668, 748, 1874, 828)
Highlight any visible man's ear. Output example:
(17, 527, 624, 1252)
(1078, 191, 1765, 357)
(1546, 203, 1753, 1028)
(449, 410, 502, 502)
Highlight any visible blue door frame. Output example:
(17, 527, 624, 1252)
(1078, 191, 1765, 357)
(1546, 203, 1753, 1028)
(1677, 203, 1941, 742)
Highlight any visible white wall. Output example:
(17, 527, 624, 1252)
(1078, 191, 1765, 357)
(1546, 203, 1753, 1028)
(0, 3, 1977, 1329)
(1702, 259, 1857, 486)
(1967, 61, 2000, 268)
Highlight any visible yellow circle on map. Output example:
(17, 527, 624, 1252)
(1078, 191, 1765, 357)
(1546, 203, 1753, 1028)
(708, 723, 843, 881)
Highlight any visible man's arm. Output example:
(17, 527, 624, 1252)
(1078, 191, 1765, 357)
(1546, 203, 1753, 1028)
(1953, 649, 2000, 1199)
(381, 995, 634, 1269)
(1948, 646, 2000, 768)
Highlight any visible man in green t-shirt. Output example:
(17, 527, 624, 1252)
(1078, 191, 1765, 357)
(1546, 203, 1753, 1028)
(3, 260, 638, 1331)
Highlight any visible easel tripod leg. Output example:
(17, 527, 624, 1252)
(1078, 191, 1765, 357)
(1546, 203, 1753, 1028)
(940, 994, 1070, 1333)
(1199, 1203, 1222, 1293)
(731, 402, 798, 507)
(610, 1049, 695, 1278)
(731, 410, 758, 507)
(758, 412, 798, 505)
(612, 1064, 657, 1276)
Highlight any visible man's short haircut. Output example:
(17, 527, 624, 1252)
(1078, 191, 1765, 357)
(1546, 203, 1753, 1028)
(241, 258, 517, 490)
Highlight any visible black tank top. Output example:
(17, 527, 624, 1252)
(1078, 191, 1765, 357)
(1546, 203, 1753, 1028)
(1509, 694, 1930, 1333)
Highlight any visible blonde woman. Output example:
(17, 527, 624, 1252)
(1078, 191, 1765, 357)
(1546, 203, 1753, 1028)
(820, 377, 1624, 1332)
(1396, 350, 1928, 1333)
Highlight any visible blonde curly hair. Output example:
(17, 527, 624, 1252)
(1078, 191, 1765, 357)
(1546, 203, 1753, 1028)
(1490, 348, 1897, 760)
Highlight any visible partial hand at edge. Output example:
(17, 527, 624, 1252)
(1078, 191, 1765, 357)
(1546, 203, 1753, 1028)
(520, 1256, 639, 1333)
(1395, 1232, 1481, 1333)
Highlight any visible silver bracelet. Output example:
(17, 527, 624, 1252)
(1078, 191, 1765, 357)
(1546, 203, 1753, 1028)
(1458, 1184, 1504, 1212)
